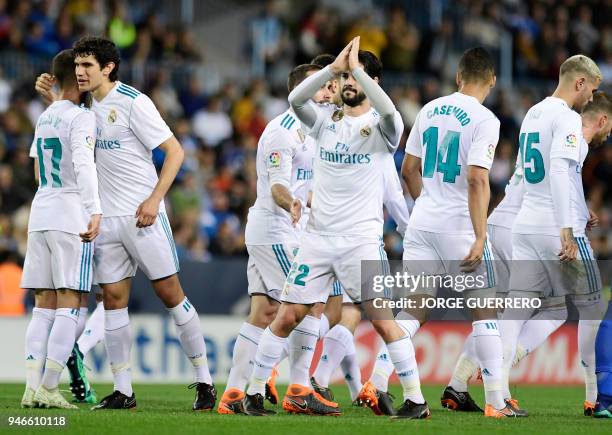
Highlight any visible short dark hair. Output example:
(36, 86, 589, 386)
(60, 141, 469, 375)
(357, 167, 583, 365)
(583, 91, 612, 116)
(311, 54, 336, 68)
(52, 49, 76, 90)
(457, 47, 495, 84)
(73, 36, 121, 82)
(358, 50, 383, 80)
(288, 64, 322, 92)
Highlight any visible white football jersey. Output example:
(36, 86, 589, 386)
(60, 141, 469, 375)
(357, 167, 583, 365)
(28, 100, 99, 234)
(513, 97, 582, 236)
(488, 154, 525, 229)
(302, 104, 404, 238)
(91, 82, 173, 217)
(245, 110, 315, 245)
(406, 92, 500, 234)
(570, 138, 590, 236)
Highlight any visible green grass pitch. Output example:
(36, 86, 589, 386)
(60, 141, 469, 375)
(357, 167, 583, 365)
(0, 383, 609, 434)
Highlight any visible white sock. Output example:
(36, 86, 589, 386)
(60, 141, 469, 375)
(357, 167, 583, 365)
(395, 311, 421, 338)
(168, 297, 212, 384)
(77, 301, 105, 355)
(369, 343, 395, 393)
(42, 308, 79, 390)
(313, 325, 350, 387)
(448, 334, 479, 392)
(76, 307, 88, 338)
(288, 315, 320, 387)
(578, 319, 601, 403)
(226, 322, 263, 391)
(25, 308, 55, 390)
(105, 308, 133, 396)
(340, 339, 362, 401)
(516, 307, 567, 354)
(319, 314, 330, 338)
(387, 335, 424, 404)
(499, 318, 527, 399)
(473, 320, 505, 409)
(247, 328, 287, 396)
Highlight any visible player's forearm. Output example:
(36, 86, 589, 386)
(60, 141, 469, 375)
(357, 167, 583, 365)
(74, 162, 102, 216)
(467, 168, 489, 241)
(550, 157, 572, 229)
(151, 139, 184, 202)
(271, 183, 294, 213)
(352, 67, 395, 118)
(288, 66, 333, 128)
(385, 189, 410, 236)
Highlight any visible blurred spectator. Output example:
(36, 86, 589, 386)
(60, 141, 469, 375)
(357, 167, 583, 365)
(108, 0, 136, 50)
(0, 251, 25, 316)
(250, 0, 288, 78)
(345, 13, 387, 58)
(381, 7, 419, 72)
(192, 95, 233, 148)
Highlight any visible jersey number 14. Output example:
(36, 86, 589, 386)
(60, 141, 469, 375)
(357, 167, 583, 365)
(36, 137, 62, 188)
(422, 126, 461, 183)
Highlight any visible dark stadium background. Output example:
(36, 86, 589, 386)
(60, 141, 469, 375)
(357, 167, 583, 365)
(0, 0, 610, 316)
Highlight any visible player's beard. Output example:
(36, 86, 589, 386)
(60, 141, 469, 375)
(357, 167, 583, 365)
(341, 88, 367, 107)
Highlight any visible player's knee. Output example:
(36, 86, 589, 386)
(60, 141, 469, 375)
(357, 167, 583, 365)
(34, 290, 56, 309)
(152, 275, 184, 308)
(102, 288, 128, 309)
(272, 305, 305, 334)
(370, 319, 397, 342)
(248, 305, 278, 329)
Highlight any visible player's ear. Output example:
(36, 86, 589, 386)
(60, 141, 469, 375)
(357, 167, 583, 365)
(490, 74, 497, 88)
(455, 72, 461, 88)
(576, 76, 586, 91)
(102, 62, 115, 78)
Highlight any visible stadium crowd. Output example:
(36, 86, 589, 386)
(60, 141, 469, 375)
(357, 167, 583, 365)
(0, 0, 610, 284)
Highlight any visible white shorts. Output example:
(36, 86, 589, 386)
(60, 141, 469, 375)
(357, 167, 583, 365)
(247, 243, 297, 302)
(94, 213, 179, 284)
(21, 231, 94, 292)
(402, 229, 496, 293)
(281, 233, 389, 305)
(509, 233, 601, 298)
(488, 224, 512, 293)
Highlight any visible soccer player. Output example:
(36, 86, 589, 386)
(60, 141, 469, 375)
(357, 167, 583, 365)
(363, 46, 515, 418)
(500, 54, 602, 414)
(21, 49, 101, 409)
(443, 93, 611, 415)
(35, 36, 215, 411)
(217, 63, 333, 414)
(242, 36, 422, 419)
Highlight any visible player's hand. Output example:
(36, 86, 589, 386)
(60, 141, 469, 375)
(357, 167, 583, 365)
(80, 214, 102, 242)
(348, 36, 361, 71)
(558, 227, 578, 262)
(290, 198, 302, 226)
(587, 209, 599, 230)
(35, 73, 59, 104)
(135, 196, 161, 228)
(460, 238, 485, 272)
(330, 40, 353, 75)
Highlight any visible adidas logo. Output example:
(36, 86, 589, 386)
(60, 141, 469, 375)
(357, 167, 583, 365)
(482, 368, 492, 376)
(26, 355, 35, 360)
(581, 360, 588, 368)
(321, 355, 328, 361)
(84, 329, 91, 335)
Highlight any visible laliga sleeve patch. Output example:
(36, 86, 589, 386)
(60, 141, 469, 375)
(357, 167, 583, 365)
(565, 133, 578, 149)
(86, 136, 95, 150)
(487, 143, 496, 160)
(267, 151, 281, 168)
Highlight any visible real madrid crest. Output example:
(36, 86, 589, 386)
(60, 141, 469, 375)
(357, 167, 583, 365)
(108, 109, 117, 124)
(297, 128, 306, 143)
(331, 110, 344, 122)
(360, 126, 371, 137)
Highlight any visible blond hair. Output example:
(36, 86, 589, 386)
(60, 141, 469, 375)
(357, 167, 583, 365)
(560, 55, 602, 82)
(582, 91, 612, 116)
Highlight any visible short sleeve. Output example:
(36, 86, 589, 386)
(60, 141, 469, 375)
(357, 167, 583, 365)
(264, 127, 295, 188)
(130, 94, 173, 150)
(29, 138, 37, 158)
(404, 110, 421, 157)
(550, 110, 581, 162)
(467, 117, 500, 170)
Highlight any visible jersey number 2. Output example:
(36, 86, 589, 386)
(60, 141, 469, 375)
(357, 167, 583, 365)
(422, 127, 461, 183)
(36, 137, 62, 187)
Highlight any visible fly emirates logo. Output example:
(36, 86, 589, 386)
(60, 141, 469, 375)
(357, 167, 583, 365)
(319, 142, 372, 165)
